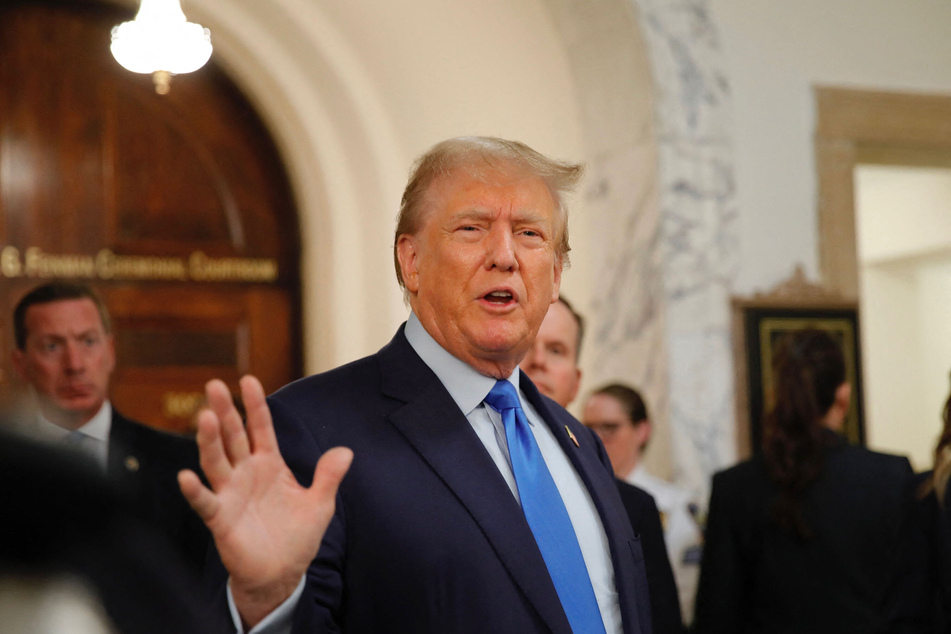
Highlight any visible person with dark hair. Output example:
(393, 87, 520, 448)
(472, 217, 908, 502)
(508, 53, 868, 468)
(10, 281, 210, 577)
(180, 137, 654, 634)
(914, 376, 951, 632)
(583, 383, 703, 624)
(521, 298, 685, 633)
(693, 328, 926, 633)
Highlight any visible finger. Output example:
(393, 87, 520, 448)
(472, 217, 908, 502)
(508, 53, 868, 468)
(240, 375, 280, 454)
(195, 408, 234, 488)
(178, 468, 221, 522)
(307, 447, 354, 509)
(206, 379, 251, 464)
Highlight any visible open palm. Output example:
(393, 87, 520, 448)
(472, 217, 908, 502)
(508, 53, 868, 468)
(178, 376, 352, 628)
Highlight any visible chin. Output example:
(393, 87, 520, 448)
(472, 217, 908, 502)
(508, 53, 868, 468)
(477, 331, 528, 356)
(60, 400, 99, 415)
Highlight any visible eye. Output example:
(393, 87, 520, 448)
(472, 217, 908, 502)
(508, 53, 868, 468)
(43, 341, 60, 353)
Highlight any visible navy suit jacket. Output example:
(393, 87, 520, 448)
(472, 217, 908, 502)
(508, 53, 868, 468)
(261, 325, 652, 633)
(108, 410, 210, 577)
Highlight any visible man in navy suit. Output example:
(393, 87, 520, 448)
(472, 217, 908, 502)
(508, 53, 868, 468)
(180, 137, 653, 633)
(11, 282, 209, 576)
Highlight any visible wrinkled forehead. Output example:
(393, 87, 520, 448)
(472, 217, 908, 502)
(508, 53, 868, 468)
(417, 163, 564, 233)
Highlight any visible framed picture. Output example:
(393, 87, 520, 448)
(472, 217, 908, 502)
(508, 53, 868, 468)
(731, 270, 865, 458)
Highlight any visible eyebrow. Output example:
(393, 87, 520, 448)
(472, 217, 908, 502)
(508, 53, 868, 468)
(36, 329, 100, 341)
(450, 209, 493, 223)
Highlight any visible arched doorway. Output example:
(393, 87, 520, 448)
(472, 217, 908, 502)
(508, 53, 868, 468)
(0, 1, 302, 432)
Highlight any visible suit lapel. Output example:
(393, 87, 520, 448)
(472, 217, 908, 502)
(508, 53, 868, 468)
(521, 377, 621, 524)
(378, 330, 573, 634)
(107, 412, 144, 486)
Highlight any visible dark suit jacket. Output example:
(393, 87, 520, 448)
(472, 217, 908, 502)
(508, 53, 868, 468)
(108, 410, 210, 577)
(693, 432, 924, 634)
(617, 479, 685, 634)
(245, 325, 651, 633)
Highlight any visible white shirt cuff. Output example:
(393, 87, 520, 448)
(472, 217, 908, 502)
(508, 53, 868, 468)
(226, 574, 306, 634)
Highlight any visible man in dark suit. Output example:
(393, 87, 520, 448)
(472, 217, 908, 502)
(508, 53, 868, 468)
(520, 296, 684, 633)
(11, 281, 210, 576)
(179, 137, 654, 633)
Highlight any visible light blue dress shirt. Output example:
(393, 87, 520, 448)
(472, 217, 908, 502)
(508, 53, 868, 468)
(33, 400, 111, 470)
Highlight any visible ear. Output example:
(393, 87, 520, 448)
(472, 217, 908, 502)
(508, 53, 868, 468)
(634, 419, 652, 450)
(551, 256, 563, 304)
(397, 234, 421, 294)
(834, 382, 851, 413)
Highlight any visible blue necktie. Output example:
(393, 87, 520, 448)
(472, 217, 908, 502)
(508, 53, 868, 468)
(484, 379, 606, 634)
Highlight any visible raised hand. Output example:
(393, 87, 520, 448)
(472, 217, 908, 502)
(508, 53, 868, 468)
(178, 376, 352, 629)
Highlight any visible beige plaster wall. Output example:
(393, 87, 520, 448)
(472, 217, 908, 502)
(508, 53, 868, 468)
(710, 0, 951, 296)
(186, 0, 593, 372)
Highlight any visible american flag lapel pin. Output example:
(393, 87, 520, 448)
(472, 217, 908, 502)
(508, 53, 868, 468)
(565, 425, 580, 447)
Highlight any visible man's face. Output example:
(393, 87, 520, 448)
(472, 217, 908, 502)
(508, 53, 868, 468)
(582, 392, 645, 478)
(397, 165, 563, 378)
(12, 298, 115, 430)
(519, 301, 581, 407)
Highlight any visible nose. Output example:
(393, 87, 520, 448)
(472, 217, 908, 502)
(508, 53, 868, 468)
(522, 342, 544, 368)
(485, 226, 517, 271)
(63, 341, 85, 373)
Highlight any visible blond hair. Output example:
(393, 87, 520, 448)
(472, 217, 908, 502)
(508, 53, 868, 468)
(393, 136, 584, 291)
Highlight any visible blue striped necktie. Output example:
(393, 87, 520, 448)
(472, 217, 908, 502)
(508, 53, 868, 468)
(484, 379, 606, 634)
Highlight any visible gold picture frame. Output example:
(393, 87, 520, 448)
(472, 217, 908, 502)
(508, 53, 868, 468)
(731, 269, 865, 459)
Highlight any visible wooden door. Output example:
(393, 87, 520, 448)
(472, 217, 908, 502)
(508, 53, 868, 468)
(0, 2, 302, 433)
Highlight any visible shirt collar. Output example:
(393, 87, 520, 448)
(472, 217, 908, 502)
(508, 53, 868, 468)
(35, 400, 112, 443)
(404, 312, 521, 416)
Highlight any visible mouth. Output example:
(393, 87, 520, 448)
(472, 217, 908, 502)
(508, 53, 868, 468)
(60, 384, 93, 399)
(482, 289, 517, 306)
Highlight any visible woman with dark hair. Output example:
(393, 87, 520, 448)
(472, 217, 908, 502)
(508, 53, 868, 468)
(693, 328, 926, 633)
(915, 379, 951, 632)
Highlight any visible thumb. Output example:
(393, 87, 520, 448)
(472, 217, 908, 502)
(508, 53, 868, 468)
(309, 447, 354, 504)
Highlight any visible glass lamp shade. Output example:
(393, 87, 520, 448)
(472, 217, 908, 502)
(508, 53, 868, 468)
(110, 0, 212, 75)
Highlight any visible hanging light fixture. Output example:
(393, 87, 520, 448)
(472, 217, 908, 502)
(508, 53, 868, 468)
(110, 0, 212, 95)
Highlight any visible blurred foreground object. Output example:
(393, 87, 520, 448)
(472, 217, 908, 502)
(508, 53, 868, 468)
(0, 426, 225, 634)
(0, 576, 116, 634)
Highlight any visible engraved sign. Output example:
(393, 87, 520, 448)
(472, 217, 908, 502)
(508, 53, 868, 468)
(0, 246, 278, 283)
